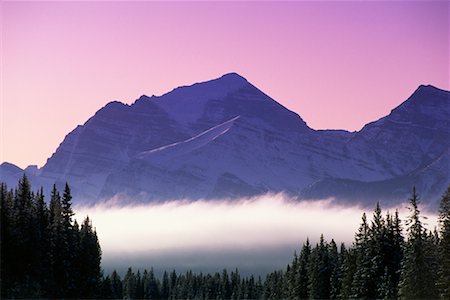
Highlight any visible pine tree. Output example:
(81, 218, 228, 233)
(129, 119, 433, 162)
(339, 245, 356, 299)
(100, 275, 113, 299)
(286, 251, 298, 298)
(136, 270, 143, 299)
(308, 235, 331, 299)
(351, 212, 374, 298)
(296, 238, 311, 299)
(123, 267, 137, 299)
(161, 271, 170, 299)
(221, 269, 231, 299)
(370, 202, 387, 298)
(78, 216, 102, 298)
(231, 268, 241, 300)
(110, 270, 123, 299)
(33, 188, 51, 296)
(437, 185, 450, 299)
(399, 187, 439, 299)
(12, 175, 37, 296)
(328, 240, 341, 299)
(48, 184, 66, 297)
(0, 179, 102, 299)
(148, 267, 160, 299)
(390, 210, 404, 298)
(264, 270, 285, 299)
(169, 269, 177, 299)
(0, 182, 14, 298)
(61, 183, 79, 297)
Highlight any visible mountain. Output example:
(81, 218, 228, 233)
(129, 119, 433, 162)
(1, 75, 448, 207)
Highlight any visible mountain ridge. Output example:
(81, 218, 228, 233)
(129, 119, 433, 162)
(1, 74, 448, 207)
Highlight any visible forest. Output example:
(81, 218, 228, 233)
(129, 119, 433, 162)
(1, 175, 449, 299)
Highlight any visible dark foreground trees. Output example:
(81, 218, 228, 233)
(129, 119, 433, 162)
(0, 176, 101, 299)
(2, 176, 449, 299)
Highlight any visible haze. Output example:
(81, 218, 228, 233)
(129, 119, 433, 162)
(74, 194, 438, 276)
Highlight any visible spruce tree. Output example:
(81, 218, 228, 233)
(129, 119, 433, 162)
(161, 271, 170, 299)
(328, 240, 341, 299)
(308, 235, 331, 299)
(49, 184, 66, 297)
(33, 188, 51, 296)
(0, 179, 102, 299)
(100, 275, 113, 299)
(399, 187, 439, 299)
(339, 245, 356, 299)
(110, 270, 123, 299)
(13, 175, 36, 296)
(0, 182, 13, 298)
(123, 267, 137, 299)
(351, 212, 374, 298)
(78, 216, 102, 298)
(296, 238, 311, 299)
(437, 185, 450, 298)
(286, 251, 298, 298)
(370, 202, 387, 298)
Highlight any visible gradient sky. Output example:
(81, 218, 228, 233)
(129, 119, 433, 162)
(1, 1, 449, 169)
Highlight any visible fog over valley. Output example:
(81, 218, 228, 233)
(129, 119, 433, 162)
(74, 194, 438, 276)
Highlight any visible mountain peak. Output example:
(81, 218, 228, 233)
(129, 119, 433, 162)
(186, 72, 249, 93)
(414, 84, 449, 96)
(378, 84, 450, 119)
(218, 72, 248, 83)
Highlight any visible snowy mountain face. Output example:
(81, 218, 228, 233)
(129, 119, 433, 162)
(1, 74, 448, 207)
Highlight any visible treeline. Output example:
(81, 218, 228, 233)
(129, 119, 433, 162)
(1, 176, 449, 299)
(100, 268, 264, 300)
(0, 175, 102, 299)
(278, 187, 449, 300)
(99, 186, 450, 300)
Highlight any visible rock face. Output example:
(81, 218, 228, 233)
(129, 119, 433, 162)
(1, 74, 449, 206)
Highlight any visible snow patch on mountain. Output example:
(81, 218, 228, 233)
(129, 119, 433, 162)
(137, 116, 240, 163)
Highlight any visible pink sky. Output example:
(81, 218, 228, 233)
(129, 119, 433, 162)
(1, 1, 449, 169)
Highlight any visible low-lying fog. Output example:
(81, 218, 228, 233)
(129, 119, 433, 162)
(74, 193, 437, 277)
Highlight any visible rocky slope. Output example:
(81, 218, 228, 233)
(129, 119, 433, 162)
(1, 74, 448, 206)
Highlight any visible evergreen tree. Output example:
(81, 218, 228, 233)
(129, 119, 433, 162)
(123, 267, 137, 299)
(328, 240, 341, 299)
(264, 270, 285, 299)
(389, 210, 404, 298)
(78, 216, 102, 298)
(296, 238, 311, 299)
(12, 175, 35, 295)
(136, 270, 143, 299)
(286, 251, 298, 298)
(308, 234, 331, 299)
(0, 179, 103, 299)
(33, 188, 51, 296)
(231, 268, 241, 299)
(161, 271, 170, 299)
(437, 185, 450, 298)
(169, 270, 177, 299)
(339, 245, 356, 299)
(221, 268, 231, 299)
(399, 187, 439, 299)
(0, 182, 14, 298)
(369, 202, 387, 298)
(100, 275, 113, 299)
(110, 270, 123, 299)
(351, 212, 374, 298)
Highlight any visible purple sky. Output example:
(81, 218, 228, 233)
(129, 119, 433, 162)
(1, 1, 449, 168)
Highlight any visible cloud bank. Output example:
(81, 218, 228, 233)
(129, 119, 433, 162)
(74, 194, 438, 276)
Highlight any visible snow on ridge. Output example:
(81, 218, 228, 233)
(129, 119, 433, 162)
(136, 116, 240, 162)
(153, 74, 249, 126)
